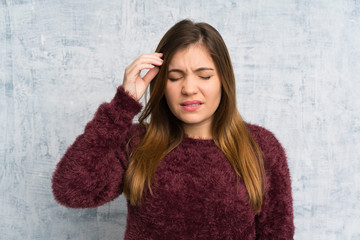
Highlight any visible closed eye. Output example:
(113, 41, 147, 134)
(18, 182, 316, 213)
(169, 77, 182, 81)
(200, 76, 212, 80)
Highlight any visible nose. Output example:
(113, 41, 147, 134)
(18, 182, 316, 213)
(181, 76, 198, 95)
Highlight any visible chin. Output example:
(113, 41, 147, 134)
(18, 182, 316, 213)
(179, 117, 211, 126)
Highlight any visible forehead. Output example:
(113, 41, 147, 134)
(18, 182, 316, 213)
(168, 44, 215, 70)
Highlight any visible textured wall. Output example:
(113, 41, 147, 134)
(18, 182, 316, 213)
(1, 0, 359, 239)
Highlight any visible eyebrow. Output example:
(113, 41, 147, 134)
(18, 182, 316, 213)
(168, 67, 214, 73)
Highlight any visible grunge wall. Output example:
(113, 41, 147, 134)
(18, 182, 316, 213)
(1, 0, 359, 239)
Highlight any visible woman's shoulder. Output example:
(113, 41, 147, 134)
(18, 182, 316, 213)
(245, 122, 287, 169)
(245, 123, 281, 148)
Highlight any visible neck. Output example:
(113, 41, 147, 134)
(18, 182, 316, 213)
(183, 122, 213, 140)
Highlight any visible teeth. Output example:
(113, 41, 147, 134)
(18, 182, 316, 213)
(186, 103, 200, 106)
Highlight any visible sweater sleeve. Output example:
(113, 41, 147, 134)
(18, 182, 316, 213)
(248, 124, 294, 239)
(51, 86, 142, 208)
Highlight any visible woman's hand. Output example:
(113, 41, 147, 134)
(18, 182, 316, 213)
(123, 53, 163, 101)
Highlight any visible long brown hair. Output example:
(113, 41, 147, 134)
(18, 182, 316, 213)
(123, 19, 265, 211)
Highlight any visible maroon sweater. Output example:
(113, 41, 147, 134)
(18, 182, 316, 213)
(52, 86, 294, 239)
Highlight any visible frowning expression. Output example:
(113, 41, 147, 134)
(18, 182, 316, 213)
(164, 44, 222, 137)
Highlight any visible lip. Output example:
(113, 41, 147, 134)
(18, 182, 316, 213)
(180, 100, 203, 112)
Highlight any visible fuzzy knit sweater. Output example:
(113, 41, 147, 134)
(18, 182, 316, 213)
(52, 86, 294, 239)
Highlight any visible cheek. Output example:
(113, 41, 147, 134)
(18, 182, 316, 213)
(210, 82, 222, 108)
(204, 81, 222, 100)
(165, 81, 180, 97)
(214, 79, 222, 99)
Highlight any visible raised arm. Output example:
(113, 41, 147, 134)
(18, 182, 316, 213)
(52, 52, 163, 208)
(51, 86, 142, 208)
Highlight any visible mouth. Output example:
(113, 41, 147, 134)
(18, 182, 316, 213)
(181, 103, 202, 107)
(180, 101, 203, 111)
(181, 100, 202, 106)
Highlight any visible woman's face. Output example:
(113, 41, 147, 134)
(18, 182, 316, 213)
(164, 44, 222, 138)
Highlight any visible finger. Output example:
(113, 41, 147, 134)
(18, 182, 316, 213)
(140, 52, 163, 58)
(135, 54, 163, 65)
(143, 67, 160, 84)
(126, 58, 162, 74)
(125, 53, 163, 79)
(126, 63, 155, 76)
(127, 57, 163, 78)
(133, 54, 162, 63)
(153, 52, 163, 57)
(141, 56, 163, 66)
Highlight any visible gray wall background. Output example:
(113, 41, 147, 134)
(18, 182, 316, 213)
(1, 0, 359, 239)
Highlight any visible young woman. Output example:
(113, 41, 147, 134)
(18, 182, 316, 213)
(52, 19, 294, 239)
